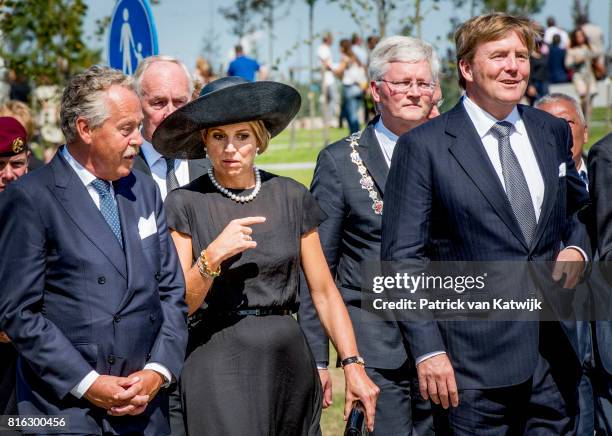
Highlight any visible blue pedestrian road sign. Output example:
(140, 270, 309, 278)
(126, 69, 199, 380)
(108, 0, 158, 75)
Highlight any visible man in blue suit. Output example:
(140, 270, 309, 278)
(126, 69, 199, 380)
(382, 13, 589, 434)
(0, 65, 188, 435)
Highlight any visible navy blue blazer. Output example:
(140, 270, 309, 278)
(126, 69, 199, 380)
(298, 117, 411, 370)
(381, 102, 590, 389)
(0, 150, 188, 435)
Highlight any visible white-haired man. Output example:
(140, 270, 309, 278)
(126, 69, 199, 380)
(299, 35, 443, 435)
(133, 55, 208, 200)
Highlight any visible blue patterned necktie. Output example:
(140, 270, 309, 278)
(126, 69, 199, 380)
(490, 121, 537, 245)
(90, 179, 123, 247)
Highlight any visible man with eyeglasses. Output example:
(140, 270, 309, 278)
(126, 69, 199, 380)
(298, 35, 442, 436)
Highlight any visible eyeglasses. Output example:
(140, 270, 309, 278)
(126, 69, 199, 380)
(378, 79, 436, 95)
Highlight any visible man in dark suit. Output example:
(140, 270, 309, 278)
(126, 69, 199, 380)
(299, 36, 442, 435)
(0, 65, 188, 435)
(133, 55, 208, 200)
(536, 92, 594, 435)
(382, 13, 589, 434)
(587, 131, 612, 435)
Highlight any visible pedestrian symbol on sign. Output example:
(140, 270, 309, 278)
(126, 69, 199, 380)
(108, 0, 158, 74)
(120, 9, 136, 74)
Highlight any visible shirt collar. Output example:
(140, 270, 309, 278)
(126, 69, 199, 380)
(140, 138, 163, 167)
(462, 95, 523, 139)
(61, 145, 98, 187)
(375, 116, 399, 144)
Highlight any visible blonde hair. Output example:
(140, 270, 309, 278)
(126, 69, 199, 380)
(0, 100, 34, 137)
(202, 120, 271, 154)
(455, 13, 536, 89)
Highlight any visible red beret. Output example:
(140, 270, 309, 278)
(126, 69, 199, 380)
(0, 116, 28, 157)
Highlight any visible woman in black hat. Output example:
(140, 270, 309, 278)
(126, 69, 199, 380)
(154, 77, 379, 435)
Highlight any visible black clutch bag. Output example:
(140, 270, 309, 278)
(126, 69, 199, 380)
(344, 406, 367, 436)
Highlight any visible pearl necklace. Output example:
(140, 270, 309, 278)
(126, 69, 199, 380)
(207, 166, 262, 203)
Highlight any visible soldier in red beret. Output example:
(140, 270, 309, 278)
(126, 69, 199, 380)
(0, 115, 30, 414)
(0, 116, 30, 193)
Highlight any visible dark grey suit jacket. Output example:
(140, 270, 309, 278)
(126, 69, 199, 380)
(298, 117, 411, 370)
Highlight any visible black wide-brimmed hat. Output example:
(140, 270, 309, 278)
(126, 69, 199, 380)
(152, 76, 301, 159)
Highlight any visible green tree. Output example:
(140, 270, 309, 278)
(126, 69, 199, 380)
(250, 0, 293, 70)
(0, 0, 101, 86)
(477, 0, 546, 15)
(219, 0, 257, 41)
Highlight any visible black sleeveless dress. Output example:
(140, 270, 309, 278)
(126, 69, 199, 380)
(165, 171, 325, 436)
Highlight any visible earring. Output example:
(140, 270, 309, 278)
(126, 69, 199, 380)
(256, 147, 261, 155)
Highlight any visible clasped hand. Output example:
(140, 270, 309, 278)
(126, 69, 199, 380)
(84, 369, 163, 416)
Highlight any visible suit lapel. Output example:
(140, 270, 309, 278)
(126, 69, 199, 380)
(357, 118, 388, 196)
(114, 174, 140, 309)
(520, 106, 558, 252)
(446, 103, 529, 249)
(49, 151, 127, 278)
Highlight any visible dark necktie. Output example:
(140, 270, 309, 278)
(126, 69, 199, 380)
(90, 179, 123, 247)
(490, 121, 537, 245)
(579, 170, 588, 191)
(166, 158, 180, 193)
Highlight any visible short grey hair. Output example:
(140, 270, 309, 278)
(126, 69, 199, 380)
(60, 65, 134, 144)
(133, 55, 194, 97)
(534, 93, 586, 126)
(368, 36, 440, 82)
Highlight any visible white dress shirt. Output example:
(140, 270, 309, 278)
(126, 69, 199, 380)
(140, 139, 189, 200)
(374, 117, 399, 168)
(61, 146, 172, 398)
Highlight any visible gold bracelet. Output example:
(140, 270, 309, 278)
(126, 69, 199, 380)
(196, 249, 221, 279)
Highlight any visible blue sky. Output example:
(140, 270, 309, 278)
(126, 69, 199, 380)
(84, 0, 611, 82)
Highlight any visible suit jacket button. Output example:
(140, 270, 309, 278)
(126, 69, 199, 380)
(155, 272, 161, 281)
(107, 355, 115, 365)
(150, 313, 157, 322)
(113, 315, 121, 323)
(98, 276, 106, 285)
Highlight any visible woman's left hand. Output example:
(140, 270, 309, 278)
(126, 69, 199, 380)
(343, 363, 380, 432)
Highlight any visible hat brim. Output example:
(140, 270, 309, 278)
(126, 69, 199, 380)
(152, 81, 301, 159)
